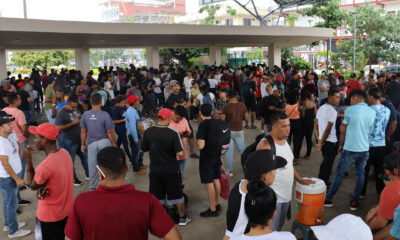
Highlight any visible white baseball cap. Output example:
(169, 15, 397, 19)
(310, 214, 372, 240)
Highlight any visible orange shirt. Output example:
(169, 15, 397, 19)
(34, 149, 74, 222)
(285, 104, 300, 119)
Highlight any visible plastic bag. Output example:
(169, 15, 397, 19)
(220, 165, 230, 200)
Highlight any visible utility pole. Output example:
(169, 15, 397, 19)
(353, 14, 357, 73)
(23, 0, 27, 19)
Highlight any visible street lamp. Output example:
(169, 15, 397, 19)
(353, 12, 357, 73)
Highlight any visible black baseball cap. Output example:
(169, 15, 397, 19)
(0, 111, 15, 126)
(244, 149, 287, 176)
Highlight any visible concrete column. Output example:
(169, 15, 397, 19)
(268, 43, 281, 70)
(75, 47, 90, 75)
(146, 47, 159, 69)
(209, 46, 222, 66)
(0, 48, 7, 80)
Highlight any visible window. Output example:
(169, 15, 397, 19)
(226, 18, 233, 26)
(243, 18, 251, 26)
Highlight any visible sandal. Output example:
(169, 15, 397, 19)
(244, 125, 249, 129)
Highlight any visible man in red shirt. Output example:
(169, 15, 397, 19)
(64, 146, 180, 240)
(346, 73, 363, 98)
(25, 123, 74, 240)
(366, 152, 400, 239)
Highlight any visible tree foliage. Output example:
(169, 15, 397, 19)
(159, 48, 209, 67)
(11, 50, 74, 68)
(226, 6, 237, 16)
(199, 5, 221, 25)
(303, 0, 348, 30)
(284, 13, 299, 27)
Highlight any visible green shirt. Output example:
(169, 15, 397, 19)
(44, 87, 55, 110)
(191, 88, 201, 106)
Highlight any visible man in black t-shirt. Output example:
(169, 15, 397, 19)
(141, 108, 191, 226)
(17, 82, 31, 125)
(259, 85, 284, 132)
(141, 73, 156, 116)
(196, 104, 223, 218)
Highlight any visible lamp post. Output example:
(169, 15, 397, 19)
(353, 13, 357, 73)
(23, 0, 27, 19)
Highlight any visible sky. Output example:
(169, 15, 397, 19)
(0, 0, 275, 21)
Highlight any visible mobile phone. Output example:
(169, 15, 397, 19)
(21, 184, 30, 190)
(40, 186, 47, 197)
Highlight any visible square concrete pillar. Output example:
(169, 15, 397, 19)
(146, 47, 159, 69)
(209, 46, 222, 66)
(0, 48, 7, 80)
(75, 47, 90, 75)
(268, 43, 281, 70)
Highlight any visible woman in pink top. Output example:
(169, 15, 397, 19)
(285, 90, 302, 165)
(169, 106, 191, 182)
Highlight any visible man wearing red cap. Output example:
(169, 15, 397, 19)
(25, 123, 74, 240)
(141, 108, 191, 226)
(125, 95, 146, 174)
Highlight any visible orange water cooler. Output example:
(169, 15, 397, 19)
(295, 178, 326, 226)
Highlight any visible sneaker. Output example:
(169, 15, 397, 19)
(85, 176, 90, 181)
(350, 202, 358, 211)
(216, 204, 221, 212)
(133, 170, 146, 175)
(16, 209, 22, 215)
(18, 199, 31, 206)
(190, 153, 200, 159)
(4, 222, 26, 231)
(324, 199, 334, 207)
(140, 164, 148, 170)
(200, 209, 219, 217)
(179, 215, 191, 226)
(8, 229, 31, 238)
(74, 179, 83, 187)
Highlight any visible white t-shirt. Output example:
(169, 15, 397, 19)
(197, 92, 215, 105)
(316, 103, 338, 143)
(215, 74, 223, 82)
(184, 77, 193, 93)
(261, 82, 269, 98)
(104, 81, 115, 99)
(230, 232, 296, 240)
(0, 132, 21, 178)
(208, 78, 219, 89)
(154, 78, 162, 94)
(258, 139, 294, 203)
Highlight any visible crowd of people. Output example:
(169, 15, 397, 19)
(0, 62, 400, 239)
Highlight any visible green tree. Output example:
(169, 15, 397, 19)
(158, 48, 209, 68)
(281, 47, 295, 66)
(284, 13, 298, 27)
(293, 58, 312, 70)
(304, 0, 348, 70)
(11, 50, 74, 68)
(345, 5, 400, 66)
(199, 4, 221, 25)
(246, 48, 264, 62)
(226, 6, 237, 16)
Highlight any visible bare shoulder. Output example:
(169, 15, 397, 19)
(256, 138, 271, 150)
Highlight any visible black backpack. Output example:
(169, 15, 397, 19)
(240, 134, 276, 172)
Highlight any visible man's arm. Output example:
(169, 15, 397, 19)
(20, 124, 29, 138)
(57, 120, 80, 131)
(386, 120, 397, 143)
(196, 139, 205, 150)
(0, 155, 26, 187)
(294, 169, 315, 185)
(338, 123, 347, 153)
(106, 129, 117, 147)
(244, 112, 249, 121)
(164, 226, 182, 240)
(318, 121, 334, 151)
(80, 128, 87, 152)
(368, 214, 389, 231)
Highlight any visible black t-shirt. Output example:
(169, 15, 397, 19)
(0, 90, 8, 109)
(259, 95, 283, 123)
(386, 81, 400, 108)
(55, 108, 81, 143)
(196, 119, 223, 162)
(110, 106, 127, 134)
(17, 90, 30, 111)
(141, 126, 183, 174)
(141, 79, 156, 95)
(165, 92, 187, 110)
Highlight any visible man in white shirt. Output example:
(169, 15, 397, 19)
(183, 72, 194, 99)
(0, 111, 31, 238)
(314, 88, 340, 185)
(104, 74, 117, 99)
(256, 112, 314, 231)
(318, 73, 330, 102)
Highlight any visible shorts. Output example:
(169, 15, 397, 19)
(149, 172, 184, 205)
(36, 217, 68, 240)
(199, 159, 222, 184)
(188, 123, 194, 139)
(243, 96, 256, 112)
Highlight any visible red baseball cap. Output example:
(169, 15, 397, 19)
(17, 82, 25, 88)
(127, 96, 141, 105)
(157, 108, 174, 120)
(29, 123, 59, 140)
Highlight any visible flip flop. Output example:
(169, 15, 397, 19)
(244, 125, 249, 129)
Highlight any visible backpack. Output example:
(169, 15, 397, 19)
(240, 134, 276, 172)
(202, 93, 215, 113)
(217, 120, 231, 155)
(241, 79, 254, 97)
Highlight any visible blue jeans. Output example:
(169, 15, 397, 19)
(30, 102, 36, 123)
(44, 109, 55, 124)
(226, 130, 246, 173)
(179, 159, 186, 182)
(128, 135, 143, 172)
(116, 131, 133, 164)
(0, 176, 19, 234)
(326, 150, 369, 203)
(17, 141, 28, 202)
(59, 137, 89, 180)
(22, 110, 31, 125)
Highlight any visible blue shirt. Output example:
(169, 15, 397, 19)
(125, 106, 140, 142)
(369, 104, 390, 147)
(55, 100, 67, 111)
(391, 204, 400, 239)
(343, 103, 376, 152)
